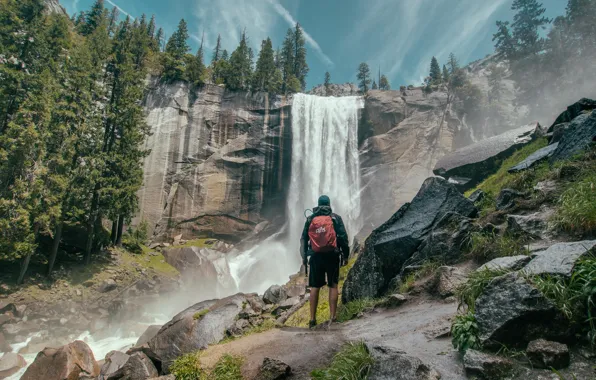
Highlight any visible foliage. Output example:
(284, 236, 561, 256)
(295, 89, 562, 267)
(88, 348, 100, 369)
(429, 56, 442, 85)
(122, 221, 148, 254)
(225, 30, 252, 91)
(371, 80, 378, 90)
(171, 352, 244, 380)
(357, 62, 371, 93)
(311, 342, 374, 380)
(398, 260, 441, 293)
(379, 75, 390, 90)
(210, 354, 244, 380)
(163, 19, 190, 81)
(553, 173, 596, 236)
(170, 351, 204, 380)
(337, 298, 381, 322)
(456, 268, 510, 312)
(193, 308, 210, 320)
(464, 231, 529, 264)
(252, 38, 281, 93)
(451, 311, 481, 353)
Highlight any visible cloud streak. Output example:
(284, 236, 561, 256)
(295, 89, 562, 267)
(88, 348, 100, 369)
(105, 0, 135, 20)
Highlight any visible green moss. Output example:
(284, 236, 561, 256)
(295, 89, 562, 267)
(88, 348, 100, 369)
(174, 238, 213, 248)
(124, 247, 179, 277)
(193, 309, 210, 320)
(311, 341, 374, 380)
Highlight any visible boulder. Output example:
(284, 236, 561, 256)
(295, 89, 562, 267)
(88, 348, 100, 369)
(495, 189, 525, 211)
(135, 325, 162, 348)
(523, 240, 596, 277)
(433, 266, 467, 298)
(147, 294, 250, 372)
(0, 314, 11, 327)
(2, 321, 38, 338)
(367, 345, 440, 380)
(99, 351, 130, 379)
(478, 255, 532, 272)
(228, 319, 250, 336)
(526, 339, 570, 370)
(21, 340, 100, 380)
(0, 332, 10, 353)
(107, 352, 159, 380)
(99, 279, 117, 293)
(0, 352, 27, 378)
(463, 349, 514, 379)
(255, 357, 291, 380)
(0, 302, 15, 315)
(506, 208, 554, 239)
(433, 123, 539, 191)
(550, 111, 596, 162)
(550, 123, 570, 143)
(534, 180, 558, 196)
(475, 273, 569, 347)
(548, 98, 596, 131)
(263, 285, 287, 305)
(508, 143, 558, 173)
(342, 177, 477, 303)
(468, 189, 485, 204)
(381, 294, 407, 308)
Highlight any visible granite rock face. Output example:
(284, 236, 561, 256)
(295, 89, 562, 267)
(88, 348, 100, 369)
(522, 240, 596, 277)
(550, 110, 596, 163)
(308, 83, 359, 97)
(138, 81, 291, 241)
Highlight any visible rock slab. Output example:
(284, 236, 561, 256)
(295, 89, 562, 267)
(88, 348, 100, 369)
(523, 240, 596, 277)
(508, 143, 558, 173)
(106, 352, 159, 380)
(0, 352, 27, 378)
(263, 285, 288, 305)
(463, 349, 514, 379)
(21, 340, 100, 380)
(367, 345, 441, 380)
(496, 189, 525, 211)
(551, 110, 596, 162)
(526, 339, 570, 370)
(255, 357, 291, 380)
(478, 255, 532, 272)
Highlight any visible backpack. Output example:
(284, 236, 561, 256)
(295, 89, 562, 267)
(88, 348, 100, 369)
(308, 215, 338, 253)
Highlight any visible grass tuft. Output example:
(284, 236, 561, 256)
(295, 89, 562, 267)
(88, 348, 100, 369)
(193, 309, 210, 320)
(170, 351, 204, 380)
(311, 341, 374, 380)
(171, 352, 244, 380)
(210, 354, 244, 380)
(398, 260, 441, 293)
(456, 268, 510, 312)
(553, 173, 596, 236)
(220, 318, 277, 344)
(464, 231, 529, 264)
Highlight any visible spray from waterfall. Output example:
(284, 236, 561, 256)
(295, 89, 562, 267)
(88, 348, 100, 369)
(230, 93, 364, 293)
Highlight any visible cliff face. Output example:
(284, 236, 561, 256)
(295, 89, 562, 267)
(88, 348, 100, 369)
(139, 81, 292, 242)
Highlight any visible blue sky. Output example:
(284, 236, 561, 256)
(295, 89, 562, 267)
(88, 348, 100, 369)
(64, 0, 566, 89)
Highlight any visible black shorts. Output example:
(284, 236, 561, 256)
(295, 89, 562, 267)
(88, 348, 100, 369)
(308, 253, 340, 288)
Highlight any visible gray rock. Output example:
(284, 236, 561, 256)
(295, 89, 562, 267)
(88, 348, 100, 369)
(0, 332, 10, 353)
(433, 123, 539, 191)
(255, 357, 291, 380)
(548, 98, 596, 131)
(551, 110, 596, 163)
(506, 208, 554, 239)
(523, 240, 596, 277)
(21, 340, 100, 380)
(550, 123, 570, 143)
(0, 352, 27, 379)
(381, 294, 407, 307)
(463, 349, 514, 379)
(468, 189, 485, 204)
(343, 177, 477, 303)
(107, 352, 159, 380)
(99, 351, 130, 379)
(508, 143, 559, 173)
(496, 189, 525, 211)
(263, 285, 288, 305)
(526, 339, 570, 370)
(99, 279, 117, 293)
(478, 255, 532, 272)
(135, 325, 161, 348)
(308, 83, 359, 97)
(147, 294, 250, 372)
(273, 296, 300, 315)
(475, 273, 569, 347)
(367, 345, 440, 380)
(228, 319, 250, 336)
(433, 266, 467, 298)
(533, 180, 557, 196)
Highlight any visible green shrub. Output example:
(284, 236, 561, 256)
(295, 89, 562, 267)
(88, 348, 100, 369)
(398, 260, 441, 293)
(170, 352, 204, 380)
(311, 341, 374, 380)
(464, 231, 529, 264)
(170, 352, 244, 380)
(553, 173, 596, 236)
(337, 298, 380, 322)
(122, 220, 149, 254)
(210, 354, 244, 380)
(456, 268, 510, 312)
(451, 311, 481, 353)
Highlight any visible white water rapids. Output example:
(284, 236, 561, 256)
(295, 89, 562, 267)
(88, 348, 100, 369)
(5, 93, 363, 378)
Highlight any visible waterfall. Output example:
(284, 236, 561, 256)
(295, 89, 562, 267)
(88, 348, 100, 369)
(230, 93, 364, 293)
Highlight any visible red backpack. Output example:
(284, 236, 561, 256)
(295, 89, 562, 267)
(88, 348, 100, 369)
(308, 216, 338, 253)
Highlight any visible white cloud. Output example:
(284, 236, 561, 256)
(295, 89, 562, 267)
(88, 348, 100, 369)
(105, 0, 135, 20)
(71, 0, 80, 13)
(348, 0, 508, 85)
(193, 0, 332, 66)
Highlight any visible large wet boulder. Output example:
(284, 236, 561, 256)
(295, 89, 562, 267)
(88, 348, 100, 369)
(550, 110, 596, 163)
(107, 352, 159, 380)
(506, 207, 554, 239)
(21, 340, 100, 380)
(367, 345, 441, 380)
(0, 352, 27, 378)
(478, 255, 532, 272)
(433, 123, 540, 191)
(548, 98, 596, 131)
(147, 294, 255, 373)
(255, 357, 292, 380)
(523, 240, 596, 277)
(463, 349, 514, 379)
(508, 143, 558, 173)
(135, 325, 162, 348)
(475, 273, 569, 347)
(342, 177, 476, 303)
(99, 351, 130, 379)
(263, 285, 287, 305)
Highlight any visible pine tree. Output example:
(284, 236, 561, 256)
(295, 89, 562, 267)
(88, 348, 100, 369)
(379, 75, 390, 90)
(225, 30, 252, 91)
(511, 0, 551, 56)
(82, 0, 107, 36)
(372, 80, 378, 90)
(488, 64, 507, 104)
(154, 28, 164, 52)
(324, 71, 331, 96)
(493, 21, 517, 59)
(442, 65, 450, 83)
(187, 38, 206, 85)
(447, 53, 459, 74)
(221, 49, 229, 61)
(357, 62, 371, 93)
(281, 28, 295, 93)
(252, 38, 278, 93)
(107, 6, 119, 36)
(163, 19, 190, 81)
(147, 15, 156, 38)
(429, 56, 442, 85)
(212, 34, 222, 63)
(293, 23, 309, 91)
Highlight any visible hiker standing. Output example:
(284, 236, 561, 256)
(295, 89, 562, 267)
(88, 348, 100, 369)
(301, 195, 350, 328)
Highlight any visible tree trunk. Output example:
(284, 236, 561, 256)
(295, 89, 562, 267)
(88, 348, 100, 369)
(17, 224, 39, 285)
(47, 222, 63, 276)
(116, 214, 124, 246)
(84, 221, 94, 265)
(111, 218, 119, 245)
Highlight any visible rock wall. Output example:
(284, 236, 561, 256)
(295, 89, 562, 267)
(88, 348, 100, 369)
(138, 81, 292, 242)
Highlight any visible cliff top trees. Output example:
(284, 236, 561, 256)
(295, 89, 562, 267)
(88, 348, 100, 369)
(163, 18, 190, 81)
(252, 38, 282, 93)
(429, 56, 442, 85)
(225, 30, 252, 91)
(511, 0, 550, 56)
(379, 75, 390, 90)
(324, 71, 331, 95)
(293, 23, 309, 91)
(357, 62, 371, 93)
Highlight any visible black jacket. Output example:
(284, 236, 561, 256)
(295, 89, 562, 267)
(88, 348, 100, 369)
(300, 205, 350, 262)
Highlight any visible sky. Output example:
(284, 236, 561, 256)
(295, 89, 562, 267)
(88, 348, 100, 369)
(63, 0, 567, 90)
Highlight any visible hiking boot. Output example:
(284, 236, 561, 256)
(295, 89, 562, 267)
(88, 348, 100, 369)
(309, 320, 317, 328)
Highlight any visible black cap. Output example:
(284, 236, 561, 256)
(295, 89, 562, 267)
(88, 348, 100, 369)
(318, 195, 330, 206)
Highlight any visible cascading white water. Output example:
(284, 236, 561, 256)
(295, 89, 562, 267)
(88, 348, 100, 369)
(230, 93, 364, 292)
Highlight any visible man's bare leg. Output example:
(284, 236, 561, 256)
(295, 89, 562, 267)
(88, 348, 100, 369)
(329, 285, 339, 321)
(310, 287, 320, 324)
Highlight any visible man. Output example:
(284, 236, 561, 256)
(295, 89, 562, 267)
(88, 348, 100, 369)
(301, 195, 349, 328)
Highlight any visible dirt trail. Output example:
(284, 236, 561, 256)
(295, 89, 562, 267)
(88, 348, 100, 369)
(200, 298, 464, 379)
